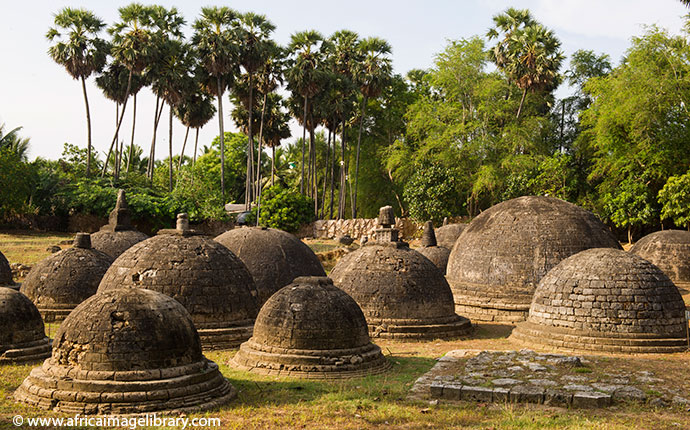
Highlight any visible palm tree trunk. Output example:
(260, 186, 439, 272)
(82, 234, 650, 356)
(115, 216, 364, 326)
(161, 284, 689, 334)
(256, 91, 267, 202)
(217, 76, 226, 203)
(271, 145, 276, 187)
(300, 96, 307, 194)
(191, 127, 199, 186)
(147, 97, 164, 180)
(245, 74, 254, 209)
(353, 95, 368, 219)
(80, 76, 93, 178)
(102, 70, 132, 177)
(329, 125, 336, 219)
(338, 118, 347, 219)
(178, 126, 190, 171)
(168, 105, 173, 192)
(321, 128, 331, 219)
(516, 87, 527, 119)
(309, 121, 317, 216)
(126, 93, 137, 175)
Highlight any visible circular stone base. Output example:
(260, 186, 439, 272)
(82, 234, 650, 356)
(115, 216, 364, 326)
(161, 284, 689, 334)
(510, 321, 689, 354)
(231, 339, 391, 379)
(0, 338, 51, 364)
(198, 324, 253, 350)
(14, 359, 235, 415)
(368, 315, 472, 340)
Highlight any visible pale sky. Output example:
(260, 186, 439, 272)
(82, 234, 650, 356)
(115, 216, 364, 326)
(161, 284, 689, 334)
(0, 0, 687, 161)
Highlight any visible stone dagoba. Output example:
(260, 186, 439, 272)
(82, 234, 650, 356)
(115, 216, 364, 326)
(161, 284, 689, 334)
(330, 206, 472, 340)
(231, 276, 390, 379)
(630, 230, 690, 290)
(90, 190, 149, 259)
(0, 287, 51, 363)
(215, 226, 326, 305)
(14, 288, 236, 414)
(417, 221, 451, 274)
(20, 233, 113, 322)
(98, 214, 259, 350)
(446, 196, 622, 323)
(510, 248, 688, 354)
(435, 223, 466, 250)
(0, 250, 17, 290)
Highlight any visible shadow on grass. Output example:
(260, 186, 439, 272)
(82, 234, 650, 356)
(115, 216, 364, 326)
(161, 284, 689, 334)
(217, 355, 437, 408)
(472, 323, 515, 340)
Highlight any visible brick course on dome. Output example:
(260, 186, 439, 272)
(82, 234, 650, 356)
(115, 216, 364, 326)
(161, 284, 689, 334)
(510, 248, 688, 354)
(630, 230, 690, 289)
(14, 288, 235, 415)
(98, 215, 259, 350)
(330, 208, 472, 340)
(231, 276, 390, 379)
(0, 287, 51, 364)
(446, 196, 622, 323)
(0, 250, 15, 288)
(20, 233, 113, 322)
(215, 226, 326, 305)
(91, 190, 149, 259)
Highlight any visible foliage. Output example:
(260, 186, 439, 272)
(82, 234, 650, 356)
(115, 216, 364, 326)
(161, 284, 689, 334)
(254, 185, 314, 233)
(403, 163, 459, 223)
(0, 149, 34, 219)
(658, 171, 690, 229)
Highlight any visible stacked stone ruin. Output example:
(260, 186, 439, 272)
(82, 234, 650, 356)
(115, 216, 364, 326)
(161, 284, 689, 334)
(330, 206, 472, 340)
(435, 223, 465, 250)
(20, 233, 113, 322)
(231, 276, 390, 379)
(510, 248, 688, 353)
(630, 230, 690, 290)
(91, 190, 149, 259)
(0, 287, 51, 363)
(14, 288, 236, 414)
(215, 226, 326, 305)
(417, 221, 451, 274)
(0, 250, 17, 290)
(446, 196, 622, 323)
(98, 214, 259, 350)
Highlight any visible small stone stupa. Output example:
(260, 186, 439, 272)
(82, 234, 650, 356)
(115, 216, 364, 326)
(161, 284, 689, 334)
(20, 233, 113, 322)
(98, 214, 259, 350)
(14, 288, 235, 414)
(630, 230, 690, 290)
(330, 206, 472, 340)
(435, 223, 466, 250)
(231, 276, 390, 379)
(417, 221, 451, 274)
(214, 226, 326, 305)
(510, 248, 688, 354)
(0, 251, 17, 290)
(91, 190, 149, 259)
(0, 287, 51, 363)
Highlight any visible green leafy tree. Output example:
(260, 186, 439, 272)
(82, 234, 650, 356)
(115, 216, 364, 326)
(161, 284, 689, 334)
(403, 163, 459, 223)
(658, 172, 690, 229)
(47, 7, 108, 177)
(253, 185, 314, 233)
(603, 177, 657, 243)
(0, 124, 30, 161)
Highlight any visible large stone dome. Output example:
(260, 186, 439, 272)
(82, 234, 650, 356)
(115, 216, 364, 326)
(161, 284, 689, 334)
(435, 223, 465, 250)
(20, 233, 113, 322)
(330, 207, 472, 340)
(215, 226, 326, 305)
(98, 214, 258, 350)
(0, 287, 51, 363)
(447, 196, 621, 323)
(91, 190, 149, 258)
(417, 221, 451, 274)
(510, 248, 688, 354)
(0, 250, 15, 288)
(231, 276, 390, 378)
(14, 288, 235, 414)
(630, 230, 690, 289)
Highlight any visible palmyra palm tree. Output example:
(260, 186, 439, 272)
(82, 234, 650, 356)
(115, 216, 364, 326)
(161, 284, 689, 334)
(0, 124, 30, 161)
(193, 7, 240, 202)
(174, 82, 216, 176)
(352, 37, 392, 218)
(46, 7, 108, 177)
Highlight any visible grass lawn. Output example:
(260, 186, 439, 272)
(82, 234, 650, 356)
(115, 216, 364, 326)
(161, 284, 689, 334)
(1, 232, 689, 429)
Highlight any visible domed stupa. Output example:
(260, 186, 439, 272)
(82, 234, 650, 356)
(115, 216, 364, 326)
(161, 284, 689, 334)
(0, 287, 51, 363)
(91, 190, 149, 259)
(98, 214, 259, 350)
(231, 276, 390, 379)
(510, 248, 688, 353)
(0, 250, 17, 290)
(330, 206, 472, 339)
(215, 226, 326, 305)
(417, 221, 451, 274)
(630, 230, 690, 290)
(446, 196, 622, 323)
(20, 233, 113, 322)
(435, 222, 465, 250)
(14, 288, 235, 414)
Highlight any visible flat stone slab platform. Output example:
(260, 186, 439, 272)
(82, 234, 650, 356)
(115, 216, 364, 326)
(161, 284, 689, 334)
(410, 349, 690, 409)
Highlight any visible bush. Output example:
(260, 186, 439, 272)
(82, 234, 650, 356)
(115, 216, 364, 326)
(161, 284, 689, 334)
(253, 185, 314, 233)
(403, 163, 460, 223)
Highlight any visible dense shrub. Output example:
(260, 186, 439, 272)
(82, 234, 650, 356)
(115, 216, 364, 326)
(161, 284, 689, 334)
(253, 185, 314, 233)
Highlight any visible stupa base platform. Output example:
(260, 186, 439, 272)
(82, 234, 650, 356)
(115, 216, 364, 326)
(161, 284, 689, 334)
(0, 338, 51, 364)
(368, 315, 473, 340)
